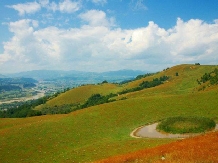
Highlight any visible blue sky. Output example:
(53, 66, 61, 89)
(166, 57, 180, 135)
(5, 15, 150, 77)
(0, 0, 218, 73)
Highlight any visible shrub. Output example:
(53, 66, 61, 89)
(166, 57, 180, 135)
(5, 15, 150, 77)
(41, 104, 74, 115)
(102, 80, 108, 84)
(175, 72, 179, 76)
(157, 116, 216, 134)
(198, 68, 218, 85)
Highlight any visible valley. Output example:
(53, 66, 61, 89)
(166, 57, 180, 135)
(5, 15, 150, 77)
(0, 69, 144, 102)
(0, 90, 45, 105)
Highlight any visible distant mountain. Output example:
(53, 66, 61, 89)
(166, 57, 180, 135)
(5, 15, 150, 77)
(5, 69, 147, 83)
(0, 77, 38, 92)
(6, 70, 77, 80)
(0, 74, 6, 78)
(100, 70, 145, 77)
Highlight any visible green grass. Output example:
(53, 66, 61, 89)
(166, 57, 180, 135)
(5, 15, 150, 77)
(1, 88, 218, 162)
(0, 64, 218, 162)
(35, 83, 122, 110)
(157, 116, 216, 134)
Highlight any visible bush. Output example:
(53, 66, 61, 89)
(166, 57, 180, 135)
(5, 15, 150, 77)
(198, 68, 218, 85)
(175, 72, 179, 76)
(41, 104, 74, 115)
(157, 116, 216, 134)
(102, 80, 108, 84)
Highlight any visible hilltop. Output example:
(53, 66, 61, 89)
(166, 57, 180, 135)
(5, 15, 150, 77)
(0, 64, 218, 162)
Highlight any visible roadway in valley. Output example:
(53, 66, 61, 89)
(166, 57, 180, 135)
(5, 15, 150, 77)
(0, 90, 45, 105)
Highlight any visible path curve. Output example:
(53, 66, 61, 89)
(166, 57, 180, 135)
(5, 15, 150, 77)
(130, 122, 218, 139)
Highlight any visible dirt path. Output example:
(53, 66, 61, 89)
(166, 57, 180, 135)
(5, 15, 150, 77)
(130, 122, 218, 139)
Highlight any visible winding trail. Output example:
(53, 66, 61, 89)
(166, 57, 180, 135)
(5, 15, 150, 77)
(131, 122, 218, 139)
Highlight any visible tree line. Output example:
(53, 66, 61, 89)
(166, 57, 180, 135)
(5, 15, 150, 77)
(118, 75, 170, 95)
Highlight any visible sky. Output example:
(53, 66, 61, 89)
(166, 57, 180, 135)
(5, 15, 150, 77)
(0, 0, 218, 73)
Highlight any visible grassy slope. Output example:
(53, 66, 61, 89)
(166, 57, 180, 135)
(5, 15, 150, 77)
(122, 64, 218, 97)
(37, 64, 217, 107)
(36, 83, 121, 109)
(0, 64, 218, 162)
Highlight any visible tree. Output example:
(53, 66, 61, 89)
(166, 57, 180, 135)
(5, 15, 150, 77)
(102, 80, 108, 84)
(175, 72, 179, 76)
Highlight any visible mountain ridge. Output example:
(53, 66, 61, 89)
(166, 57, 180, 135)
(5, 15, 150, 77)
(4, 69, 146, 81)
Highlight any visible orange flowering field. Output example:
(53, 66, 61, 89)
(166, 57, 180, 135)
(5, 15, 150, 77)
(96, 131, 218, 163)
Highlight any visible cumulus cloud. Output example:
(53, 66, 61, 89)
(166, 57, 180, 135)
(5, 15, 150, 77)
(7, 2, 41, 16)
(0, 14, 218, 73)
(2, 20, 41, 64)
(165, 18, 218, 63)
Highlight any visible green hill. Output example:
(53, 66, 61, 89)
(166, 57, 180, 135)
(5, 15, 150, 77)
(0, 64, 218, 162)
(37, 64, 218, 109)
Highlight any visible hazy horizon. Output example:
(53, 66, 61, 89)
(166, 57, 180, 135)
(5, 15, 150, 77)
(1, 68, 148, 75)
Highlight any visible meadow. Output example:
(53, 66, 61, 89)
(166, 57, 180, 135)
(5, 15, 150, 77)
(0, 64, 218, 162)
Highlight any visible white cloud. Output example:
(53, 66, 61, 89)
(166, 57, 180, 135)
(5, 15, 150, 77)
(79, 10, 115, 27)
(47, 1, 59, 12)
(7, 0, 81, 16)
(91, 0, 107, 5)
(165, 18, 218, 63)
(47, 0, 81, 13)
(2, 20, 41, 64)
(38, 0, 49, 7)
(131, 0, 147, 11)
(7, 2, 41, 16)
(0, 54, 11, 64)
(1, 16, 218, 73)
(59, 0, 81, 13)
